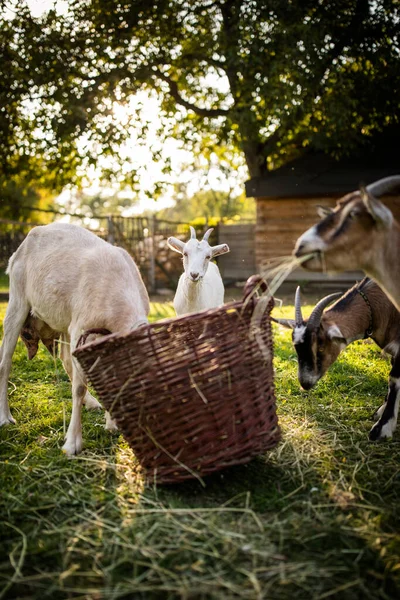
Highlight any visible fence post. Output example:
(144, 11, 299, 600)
(148, 215, 156, 294)
(107, 216, 115, 244)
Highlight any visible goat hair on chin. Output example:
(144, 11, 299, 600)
(167, 226, 230, 316)
(0, 222, 150, 456)
(293, 174, 400, 312)
(273, 278, 400, 441)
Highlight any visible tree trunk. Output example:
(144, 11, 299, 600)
(242, 141, 268, 179)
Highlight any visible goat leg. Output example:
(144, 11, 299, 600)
(0, 297, 30, 425)
(370, 352, 400, 440)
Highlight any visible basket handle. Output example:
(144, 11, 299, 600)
(76, 328, 112, 349)
(242, 274, 269, 302)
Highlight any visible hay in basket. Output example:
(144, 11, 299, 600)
(73, 274, 280, 484)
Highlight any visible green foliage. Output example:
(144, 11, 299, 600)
(0, 269, 8, 291)
(0, 177, 56, 224)
(0, 0, 398, 193)
(158, 185, 255, 222)
(1, 298, 400, 598)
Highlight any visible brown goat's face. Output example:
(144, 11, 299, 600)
(293, 321, 346, 390)
(294, 192, 391, 273)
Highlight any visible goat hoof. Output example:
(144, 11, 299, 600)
(369, 425, 381, 441)
(62, 438, 83, 456)
(84, 394, 102, 410)
(0, 414, 16, 426)
(369, 422, 394, 441)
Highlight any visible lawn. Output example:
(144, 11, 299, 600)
(0, 299, 399, 599)
(0, 270, 8, 293)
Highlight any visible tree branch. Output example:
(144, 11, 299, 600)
(155, 70, 231, 117)
(179, 52, 227, 73)
(260, 0, 371, 159)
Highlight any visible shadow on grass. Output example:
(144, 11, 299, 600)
(1, 405, 399, 599)
(0, 319, 399, 598)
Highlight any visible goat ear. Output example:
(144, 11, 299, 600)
(211, 243, 230, 257)
(167, 236, 185, 254)
(316, 205, 333, 219)
(327, 324, 345, 340)
(361, 188, 393, 227)
(271, 316, 296, 329)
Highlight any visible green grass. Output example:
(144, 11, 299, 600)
(0, 300, 400, 599)
(0, 270, 8, 293)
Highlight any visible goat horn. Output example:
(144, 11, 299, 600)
(189, 226, 197, 239)
(295, 286, 303, 326)
(203, 228, 214, 241)
(365, 175, 400, 198)
(271, 316, 296, 329)
(307, 292, 343, 330)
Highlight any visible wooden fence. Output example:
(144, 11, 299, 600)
(0, 216, 253, 292)
(104, 216, 221, 291)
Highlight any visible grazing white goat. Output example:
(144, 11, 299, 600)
(167, 226, 230, 315)
(273, 278, 400, 440)
(294, 175, 400, 311)
(0, 222, 150, 455)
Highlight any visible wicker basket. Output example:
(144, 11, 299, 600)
(73, 274, 280, 484)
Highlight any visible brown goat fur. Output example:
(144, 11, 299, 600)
(294, 176, 400, 311)
(274, 278, 400, 440)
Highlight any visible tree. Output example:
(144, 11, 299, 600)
(0, 176, 55, 223)
(0, 0, 398, 193)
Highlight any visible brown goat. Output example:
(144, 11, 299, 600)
(273, 278, 400, 440)
(294, 175, 400, 311)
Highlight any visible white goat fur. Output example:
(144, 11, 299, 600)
(0, 222, 150, 455)
(168, 227, 229, 315)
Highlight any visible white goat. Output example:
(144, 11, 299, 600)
(0, 222, 150, 455)
(167, 226, 229, 315)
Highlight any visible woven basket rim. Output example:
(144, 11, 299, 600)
(73, 289, 274, 358)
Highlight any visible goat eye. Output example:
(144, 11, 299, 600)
(348, 209, 359, 219)
(183, 252, 188, 257)
(206, 255, 211, 260)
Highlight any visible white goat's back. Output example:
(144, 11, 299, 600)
(8, 223, 149, 334)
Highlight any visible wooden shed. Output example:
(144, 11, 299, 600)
(245, 144, 400, 289)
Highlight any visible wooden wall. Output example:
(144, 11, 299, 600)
(218, 223, 256, 282)
(255, 195, 337, 268)
(255, 194, 400, 278)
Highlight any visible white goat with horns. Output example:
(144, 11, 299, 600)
(167, 226, 230, 315)
(0, 222, 150, 456)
